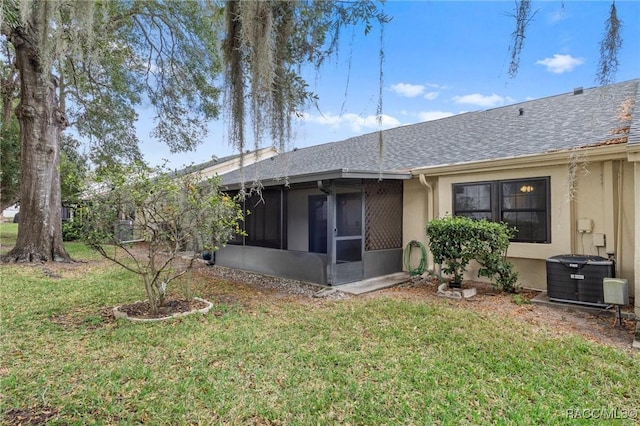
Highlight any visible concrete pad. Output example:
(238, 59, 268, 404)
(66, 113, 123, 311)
(336, 272, 410, 295)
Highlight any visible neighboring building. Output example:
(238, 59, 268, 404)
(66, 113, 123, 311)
(177, 146, 279, 180)
(217, 79, 639, 318)
(1, 204, 19, 221)
(2, 204, 72, 222)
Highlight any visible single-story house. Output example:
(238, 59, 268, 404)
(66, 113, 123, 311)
(216, 79, 639, 318)
(177, 146, 278, 180)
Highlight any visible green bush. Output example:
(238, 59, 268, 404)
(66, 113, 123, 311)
(62, 218, 85, 241)
(425, 216, 519, 292)
(425, 216, 476, 287)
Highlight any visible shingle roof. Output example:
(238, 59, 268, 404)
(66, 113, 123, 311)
(221, 79, 639, 186)
(175, 152, 242, 175)
(628, 80, 640, 146)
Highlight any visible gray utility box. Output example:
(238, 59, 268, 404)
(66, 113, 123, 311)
(603, 278, 629, 305)
(546, 255, 614, 307)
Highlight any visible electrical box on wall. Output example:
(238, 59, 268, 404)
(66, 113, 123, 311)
(577, 218, 593, 233)
(593, 233, 606, 247)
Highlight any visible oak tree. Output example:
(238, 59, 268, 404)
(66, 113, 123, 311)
(1, 0, 222, 262)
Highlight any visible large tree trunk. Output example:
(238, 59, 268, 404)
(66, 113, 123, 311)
(2, 20, 71, 263)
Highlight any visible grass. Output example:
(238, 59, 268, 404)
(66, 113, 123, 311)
(1, 223, 639, 425)
(0, 223, 18, 251)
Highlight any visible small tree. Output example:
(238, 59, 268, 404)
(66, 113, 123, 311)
(426, 216, 519, 292)
(81, 163, 244, 315)
(425, 216, 476, 287)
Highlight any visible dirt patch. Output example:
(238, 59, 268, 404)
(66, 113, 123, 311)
(377, 278, 637, 352)
(4, 405, 59, 425)
(50, 307, 116, 329)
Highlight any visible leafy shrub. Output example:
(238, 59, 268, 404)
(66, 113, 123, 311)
(426, 216, 519, 292)
(62, 206, 90, 241)
(425, 216, 476, 287)
(62, 219, 84, 241)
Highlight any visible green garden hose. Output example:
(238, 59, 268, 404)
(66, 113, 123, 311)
(403, 240, 427, 276)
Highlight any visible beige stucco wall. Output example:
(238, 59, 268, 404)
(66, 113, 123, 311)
(402, 179, 430, 249)
(402, 178, 433, 271)
(403, 155, 636, 300)
(571, 160, 635, 297)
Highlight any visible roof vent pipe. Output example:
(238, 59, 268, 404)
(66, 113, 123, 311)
(573, 87, 583, 95)
(519, 108, 524, 116)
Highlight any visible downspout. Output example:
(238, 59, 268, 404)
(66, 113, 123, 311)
(418, 174, 434, 270)
(616, 161, 623, 277)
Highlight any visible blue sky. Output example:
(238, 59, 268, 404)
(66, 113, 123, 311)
(140, 0, 640, 169)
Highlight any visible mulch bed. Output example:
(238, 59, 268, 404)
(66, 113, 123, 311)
(116, 296, 209, 319)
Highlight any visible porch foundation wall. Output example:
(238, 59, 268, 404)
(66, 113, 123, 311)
(363, 249, 403, 279)
(216, 245, 328, 285)
(216, 246, 403, 286)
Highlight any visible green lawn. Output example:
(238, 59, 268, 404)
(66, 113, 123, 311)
(0, 222, 18, 251)
(1, 223, 639, 425)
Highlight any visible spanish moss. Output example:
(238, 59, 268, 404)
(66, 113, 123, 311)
(596, 1, 622, 85)
(507, 0, 537, 79)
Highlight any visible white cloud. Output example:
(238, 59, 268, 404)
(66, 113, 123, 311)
(417, 111, 455, 122)
(300, 112, 401, 132)
(453, 93, 507, 108)
(390, 83, 425, 98)
(548, 8, 566, 24)
(536, 54, 584, 74)
(423, 91, 439, 100)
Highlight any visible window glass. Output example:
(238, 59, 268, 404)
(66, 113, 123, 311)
(502, 211, 548, 242)
(457, 211, 493, 221)
(501, 178, 549, 243)
(501, 180, 546, 210)
(453, 177, 550, 243)
(454, 183, 491, 212)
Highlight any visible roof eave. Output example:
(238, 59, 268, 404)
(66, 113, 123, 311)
(412, 143, 629, 177)
(222, 169, 411, 190)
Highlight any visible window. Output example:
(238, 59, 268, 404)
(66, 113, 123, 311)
(453, 177, 550, 243)
(231, 189, 286, 249)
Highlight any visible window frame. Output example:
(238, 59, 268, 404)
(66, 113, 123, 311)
(453, 177, 551, 244)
